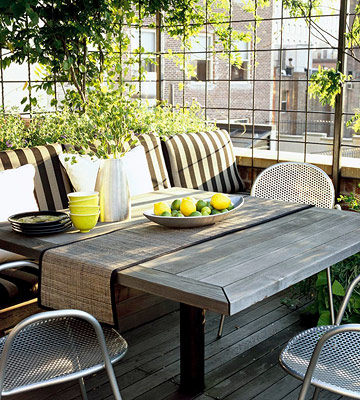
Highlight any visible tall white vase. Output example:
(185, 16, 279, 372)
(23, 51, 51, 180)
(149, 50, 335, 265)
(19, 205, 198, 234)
(95, 158, 130, 222)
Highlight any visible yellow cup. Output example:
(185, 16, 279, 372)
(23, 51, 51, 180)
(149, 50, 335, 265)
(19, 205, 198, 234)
(68, 198, 99, 206)
(67, 191, 99, 201)
(69, 205, 100, 214)
(70, 212, 100, 233)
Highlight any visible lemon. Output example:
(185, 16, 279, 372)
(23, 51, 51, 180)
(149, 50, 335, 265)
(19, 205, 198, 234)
(196, 199, 207, 211)
(184, 196, 196, 204)
(180, 198, 196, 216)
(154, 202, 171, 216)
(171, 199, 181, 211)
(210, 193, 231, 210)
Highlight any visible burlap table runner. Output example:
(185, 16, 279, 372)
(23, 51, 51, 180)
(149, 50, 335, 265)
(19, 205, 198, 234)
(40, 197, 312, 326)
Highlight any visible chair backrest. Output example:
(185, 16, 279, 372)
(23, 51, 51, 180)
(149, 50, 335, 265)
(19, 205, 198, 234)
(250, 162, 335, 209)
(0, 309, 120, 397)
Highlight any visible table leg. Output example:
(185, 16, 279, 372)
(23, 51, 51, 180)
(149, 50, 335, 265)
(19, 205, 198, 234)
(179, 303, 205, 395)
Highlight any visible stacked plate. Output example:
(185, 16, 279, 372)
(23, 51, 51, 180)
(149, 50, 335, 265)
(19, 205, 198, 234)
(8, 211, 72, 235)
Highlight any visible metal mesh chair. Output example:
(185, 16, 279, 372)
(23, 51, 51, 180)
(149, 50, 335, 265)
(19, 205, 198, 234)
(280, 273, 360, 400)
(217, 162, 339, 339)
(0, 309, 128, 400)
(250, 162, 335, 208)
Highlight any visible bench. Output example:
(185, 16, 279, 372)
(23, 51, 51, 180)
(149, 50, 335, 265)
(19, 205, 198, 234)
(0, 130, 243, 331)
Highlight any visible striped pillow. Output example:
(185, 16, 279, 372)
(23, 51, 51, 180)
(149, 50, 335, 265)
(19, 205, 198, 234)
(0, 144, 72, 210)
(138, 133, 171, 191)
(163, 130, 244, 193)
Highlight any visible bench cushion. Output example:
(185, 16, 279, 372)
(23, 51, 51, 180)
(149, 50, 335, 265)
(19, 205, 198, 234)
(0, 144, 72, 210)
(163, 130, 244, 193)
(0, 264, 38, 308)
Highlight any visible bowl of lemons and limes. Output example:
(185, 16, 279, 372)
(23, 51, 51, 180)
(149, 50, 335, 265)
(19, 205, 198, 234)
(143, 193, 244, 228)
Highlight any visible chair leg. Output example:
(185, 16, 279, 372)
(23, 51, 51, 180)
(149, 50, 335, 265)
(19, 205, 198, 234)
(105, 366, 122, 400)
(78, 377, 88, 400)
(326, 267, 335, 325)
(217, 314, 225, 339)
(312, 386, 321, 400)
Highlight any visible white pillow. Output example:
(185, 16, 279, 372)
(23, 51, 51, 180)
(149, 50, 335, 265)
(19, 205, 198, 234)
(59, 153, 101, 192)
(0, 164, 39, 222)
(122, 145, 153, 196)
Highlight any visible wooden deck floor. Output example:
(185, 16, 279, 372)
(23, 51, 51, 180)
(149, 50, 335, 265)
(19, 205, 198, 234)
(7, 293, 354, 400)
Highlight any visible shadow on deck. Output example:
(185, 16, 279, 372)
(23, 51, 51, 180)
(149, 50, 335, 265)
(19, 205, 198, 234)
(6, 292, 353, 400)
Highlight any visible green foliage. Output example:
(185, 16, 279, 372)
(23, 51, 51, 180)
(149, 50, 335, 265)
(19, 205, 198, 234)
(338, 184, 360, 211)
(0, 111, 30, 150)
(282, 0, 322, 19)
(0, 98, 213, 157)
(346, 111, 360, 133)
(309, 65, 349, 108)
(311, 257, 360, 325)
(282, 251, 360, 325)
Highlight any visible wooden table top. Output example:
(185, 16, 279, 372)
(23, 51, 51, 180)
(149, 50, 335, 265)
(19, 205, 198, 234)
(2, 188, 360, 317)
(116, 196, 360, 316)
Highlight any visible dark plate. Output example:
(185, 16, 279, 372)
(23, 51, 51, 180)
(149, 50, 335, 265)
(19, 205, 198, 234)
(11, 220, 72, 233)
(8, 211, 69, 227)
(10, 216, 71, 230)
(11, 221, 72, 236)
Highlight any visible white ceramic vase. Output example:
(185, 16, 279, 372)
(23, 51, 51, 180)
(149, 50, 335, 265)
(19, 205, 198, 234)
(95, 158, 130, 222)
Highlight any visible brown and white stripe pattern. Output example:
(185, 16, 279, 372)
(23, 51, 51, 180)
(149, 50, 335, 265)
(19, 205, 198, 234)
(0, 144, 72, 210)
(163, 130, 244, 193)
(138, 133, 170, 191)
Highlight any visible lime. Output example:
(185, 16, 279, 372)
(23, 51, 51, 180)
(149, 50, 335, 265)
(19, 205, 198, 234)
(161, 211, 172, 216)
(171, 199, 181, 211)
(207, 201, 214, 210)
(211, 209, 221, 215)
(190, 211, 202, 217)
(227, 203, 234, 211)
(196, 200, 207, 212)
(154, 202, 171, 216)
(180, 198, 196, 216)
(173, 212, 184, 217)
(210, 193, 231, 210)
(172, 209, 179, 216)
(201, 206, 211, 216)
(220, 209, 228, 213)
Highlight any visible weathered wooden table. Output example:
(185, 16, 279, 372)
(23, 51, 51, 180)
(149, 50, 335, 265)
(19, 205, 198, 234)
(1, 187, 360, 395)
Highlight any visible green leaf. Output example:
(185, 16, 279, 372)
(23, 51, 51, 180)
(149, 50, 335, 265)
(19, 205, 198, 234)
(63, 60, 71, 71)
(20, 96, 27, 105)
(332, 280, 345, 296)
(79, 64, 86, 73)
(316, 270, 327, 287)
(318, 310, 331, 326)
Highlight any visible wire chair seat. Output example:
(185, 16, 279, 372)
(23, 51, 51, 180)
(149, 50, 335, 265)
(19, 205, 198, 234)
(0, 315, 127, 396)
(280, 325, 360, 399)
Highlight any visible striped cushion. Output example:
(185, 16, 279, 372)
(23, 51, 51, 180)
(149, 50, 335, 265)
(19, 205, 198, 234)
(138, 133, 170, 191)
(0, 144, 72, 210)
(163, 130, 244, 193)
